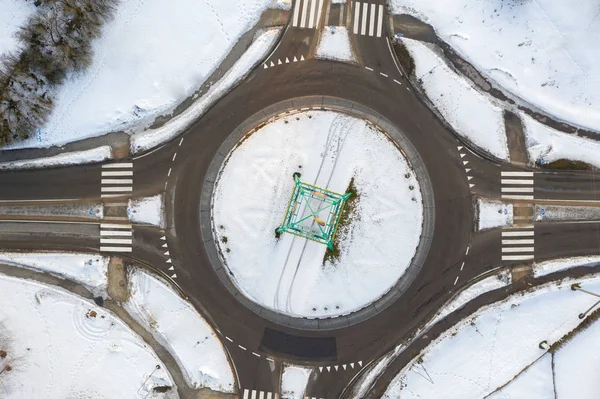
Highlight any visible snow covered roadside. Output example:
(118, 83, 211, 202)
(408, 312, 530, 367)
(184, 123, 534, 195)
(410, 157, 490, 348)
(0, 145, 112, 170)
(0, 252, 108, 297)
(0, 0, 36, 56)
(534, 204, 600, 222)
(316, 26, 357, 63)
(131, 28, 281, 153)
(382, 274, 600, 399)
(533, 256, 600, 278)
(212, 110, 424, 318)
(281, 365, 312, 399)
(389, 0, 600, 132)
(125, 268, 235, 393)
(403, 39, 509, 160)
(128, 194, 165, 228)
(0, 274, 176, 398)
(476, 198, 513, 230)
(523, 114, 600, 169)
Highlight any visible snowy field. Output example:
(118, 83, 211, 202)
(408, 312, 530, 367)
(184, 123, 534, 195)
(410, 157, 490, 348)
(0, 274, 175, 398)
(0, 252, 108, 297)
(383, 274, 600, 399)
(477, 198, 512, 230)
(523, 114, 600, 169)
(5, 0, 280, 150)
(281, 365, 312, 399)
(316, 26, 357, 63)
(125, 269, 235, 393)
(0, 0, 35, 56)
(212, 110, 424, 318)
(403, 39, 509, 160)
(128, 194, 165, 228)
(390, 0, 600, 132)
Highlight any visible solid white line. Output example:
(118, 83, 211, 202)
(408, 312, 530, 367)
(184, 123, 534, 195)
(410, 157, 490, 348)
(238, 344, 247, 351)
(368, 3, 375, 36)
(501, 230, 534, 237)
(292, 0, 301, 26)
(100, 230, 132, 237)
(101, 171, 133, 177)
(454, 276, 459, 285)
(102, 163, 132, 169)
(101, 179, 133, 185)
(100, 238, 133, 244)
(101, 186, 133, 193)
(308, 0, 317, 28)
(365, 66, 374, 71)
(100, 246, 132, 252)
(361, 2, 368, 35)
(501, 171, 534, 177)
(502, 247, 535, 253)
(501, 179, 534, 185)
(101, 194, 127, 198)
(179, 137, 184, 146)
(501, 187, 534, 193)
(502, 239, 535, 245)
(353, 1, 360, 34)
(380, 72, 388, 77)
(376, 4, 383, 37)
(300, 0, 310, 28)
(243, 389, 250, 399)
(502, 194, 534, 200)
(100, 223, 132, 229)
(172, 153, 177, 162)
(315, 0, 324, 29)
(393, 79, 402, 85)
(225, 336, 233, 342)
(502, 255, 535, 261)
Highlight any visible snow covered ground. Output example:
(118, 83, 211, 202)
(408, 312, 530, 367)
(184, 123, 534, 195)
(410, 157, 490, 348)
(128, 194, 165, 228)
(390, 0, 600, 132)
(533, 256, 600, 278)
(534, 204, 600, 222)
(316, 26, 357, 63)
(125, 268, 235, 393)
(0, 274, 175, 398)
(212, 110, 424, 318)
(0, 0, 35, 56)
(0, 252, 108, 297)
(6, 0, 280, 150)
(131, 27, 280, 153)
(477, 198, 513, 230)
(523, 114, 600, 169)
(403, 39, 509, 160)
(281, 365, 312, 399)
(0, 146, 112, 170)
(383, 274, 600, 399)
(488, 355, 554, 399)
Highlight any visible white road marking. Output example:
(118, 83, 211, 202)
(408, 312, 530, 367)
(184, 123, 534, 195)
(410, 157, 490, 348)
(101, 170, 133, 176)
(501, 171, 534, 177)
(502, 194, 535, 200)
(502, 239, 535, 245)
(101, 179, 133, 185)
(179, 137, 184, 146)
(502, 247, 535, 253)
(99, 247, 132, 252)
(308, 0, 317, 28)
(501, 187, 534, 193)
(101, 186, 133, 192)
(168, 168, 172, 177)
(501, 179, 534, 185)
(100, 238, 133, 244)
(465, 246, 470, 255)
(225, 336, 233, 342)
(172, 153, 177, 161)
(252, 352, 261, 357)
(502, 254, 535, 261)
(361, 2, 368, 35)
(454, 276, 459, 285)
(238, 344, 247, 350)
(293, 0, 301, 26)
(380, 72, 388, 77)
(251, 391, 257, 399)
(365, 66, 373, 71)
(316, 0, 324, 28)
(353, 1, 360, 34)
(301, 0, 310, 28)
(100, 230, 132, 237)
(259, 392, 264, 399)
(376, 4, 383, 37)
(100, 223, 132, 229)
(102, 163, 133, 168)
(368, 3, 375, 36)
(502, 230, 534, 237)
(393, 79, 402, 85)
(460, 261, 465, 271)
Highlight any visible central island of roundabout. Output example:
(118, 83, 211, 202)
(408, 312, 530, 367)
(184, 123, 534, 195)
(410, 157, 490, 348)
(200, 98, 435, 329)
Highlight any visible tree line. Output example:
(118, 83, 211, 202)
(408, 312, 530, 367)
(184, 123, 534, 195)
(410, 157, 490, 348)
(0, 0, 119, 146)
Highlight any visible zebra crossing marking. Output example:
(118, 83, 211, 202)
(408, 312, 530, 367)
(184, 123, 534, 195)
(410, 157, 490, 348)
(501, 227, 534, 261)
(292, 0, 325, 29)
(352, 2, 383, 37)
(501, 171, 534, 200)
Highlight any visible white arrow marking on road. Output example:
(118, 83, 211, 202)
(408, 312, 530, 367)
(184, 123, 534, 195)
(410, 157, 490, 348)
(334, 365, 338, 371)
(285, 57, 290, 63)
(463, 161, 469, 165)
(319, 367, 323, 372)
(168, 266, 174, 271)
(457, 146, 463, 150)
(171, 274, 177, 278)
(300, 55, 305, 61)
(166, 259, 172, 263)
(342, 364, 347, 370)
(293, 56, 298, 62)
(164, 251, 170, 256)
(162, 243, 168, 248)
(277, 59, 282, 65)
(467, 176, 473, 180)
(326, 366, 331, 372)
(350, 363, 355, 369)
(465, 168, 471, 173)
(460, 153, 466, 158)
(270, 61, 275, 67)
(160, 236, 166, 240)
(358, 361, 363, 367)
(469, 184, 475, 188)
(263, 63, 268, 69)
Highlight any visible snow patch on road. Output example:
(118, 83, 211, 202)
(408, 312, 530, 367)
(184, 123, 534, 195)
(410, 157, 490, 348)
(316, 26, 357, 63)
(131, 27, 281, 153)
(0, 252, 108, 297)
(281, 365, 312, 399)
(533, 256, 600, 278)
(125, 268, 235, 393)
(403, 39, 509, 160)
(128, 194, 165, 228)
(477, 198, 513, 230)
(0, 146, 112, 170)
(0, 274, 175, 398)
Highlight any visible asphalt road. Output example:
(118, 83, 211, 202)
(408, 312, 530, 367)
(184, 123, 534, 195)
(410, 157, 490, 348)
(0, 2, 599, 398)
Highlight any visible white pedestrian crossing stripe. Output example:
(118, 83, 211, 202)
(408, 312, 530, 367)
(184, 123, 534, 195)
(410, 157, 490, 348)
(292, 0, 325, 29)
(100, 162, 134, 252)
(352, 2, 384, 37)
(501, 171, 534, 200)
(501, 228, 534, 261)
(241, 390, 324, 399)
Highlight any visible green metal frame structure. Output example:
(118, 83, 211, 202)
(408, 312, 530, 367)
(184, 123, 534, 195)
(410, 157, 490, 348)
(277, 173, 352, 250)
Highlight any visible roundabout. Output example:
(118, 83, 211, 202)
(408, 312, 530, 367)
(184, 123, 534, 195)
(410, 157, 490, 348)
(200, 98, 436, 328)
